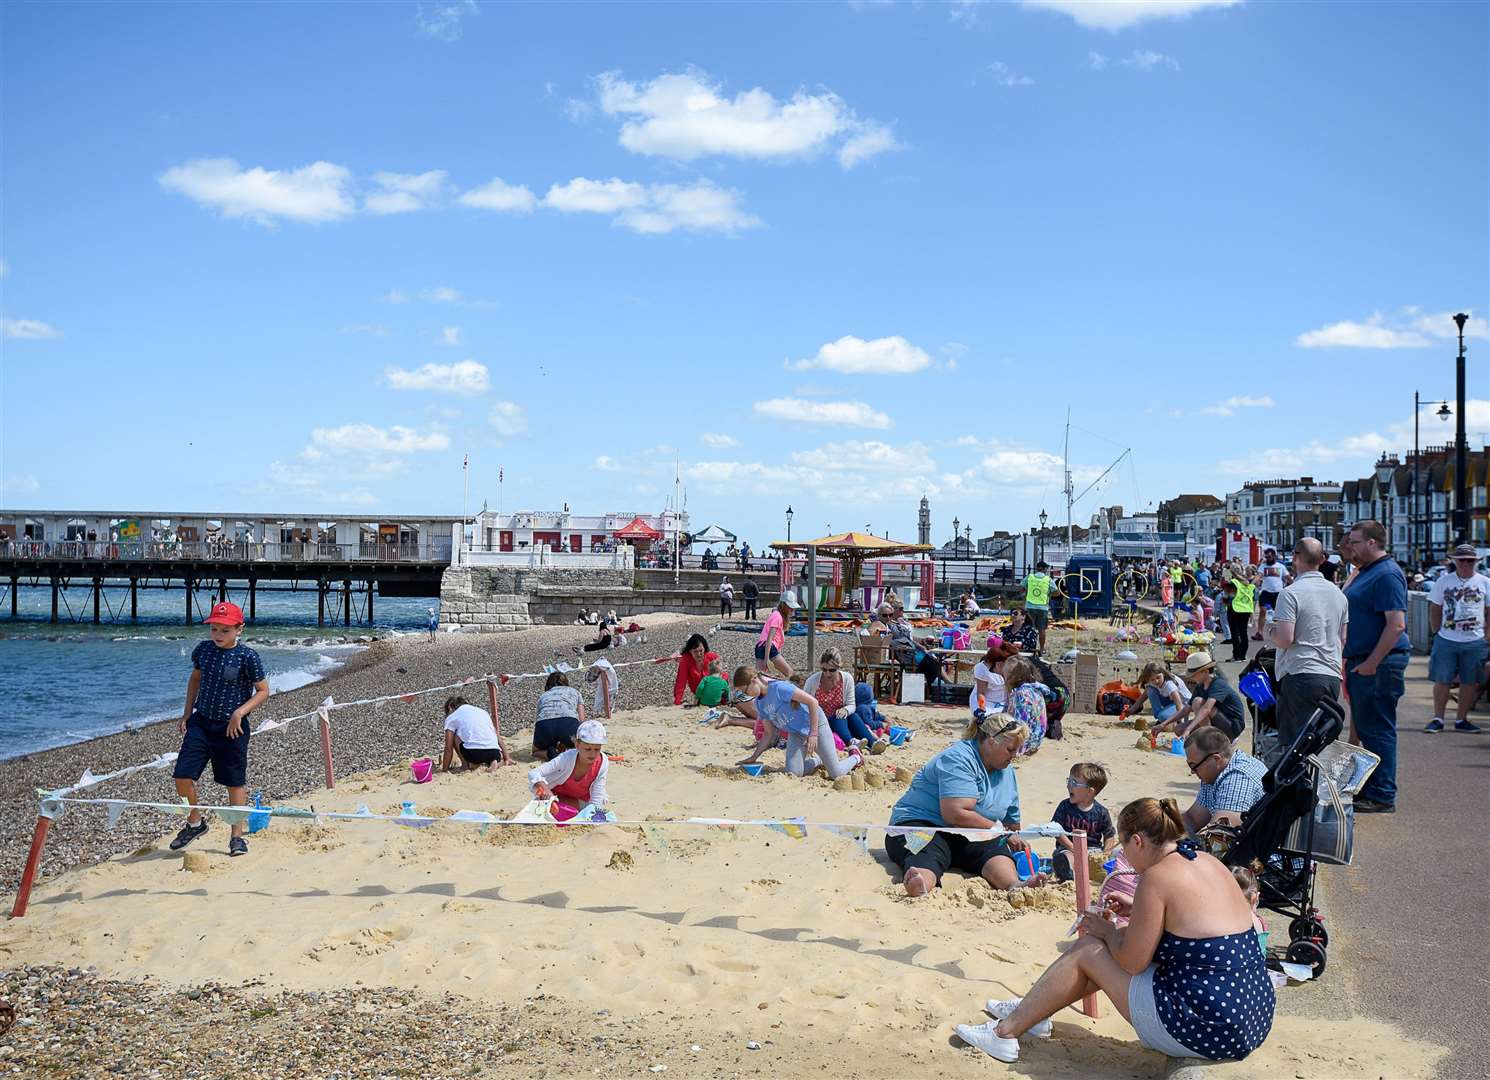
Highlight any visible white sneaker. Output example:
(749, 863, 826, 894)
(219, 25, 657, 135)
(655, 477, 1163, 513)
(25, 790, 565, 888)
(985, 998, 1051, 1038)
(955, 1020, 1019, 1062)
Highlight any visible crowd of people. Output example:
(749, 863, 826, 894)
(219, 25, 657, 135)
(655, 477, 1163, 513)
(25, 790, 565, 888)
(150, 522, 1489, 1068)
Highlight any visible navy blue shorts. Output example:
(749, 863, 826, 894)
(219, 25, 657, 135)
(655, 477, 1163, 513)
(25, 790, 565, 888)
(173, 714, 250, 789)
(754, 642, 780, 662)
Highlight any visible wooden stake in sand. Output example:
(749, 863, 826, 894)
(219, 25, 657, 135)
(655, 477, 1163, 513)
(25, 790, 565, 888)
(1072, 830, 1099, 1018)
(601, 673, 612, 719)
(486, 678, 500, 726)
(318, 705, 335, 790)
(9, 814, 51, 918)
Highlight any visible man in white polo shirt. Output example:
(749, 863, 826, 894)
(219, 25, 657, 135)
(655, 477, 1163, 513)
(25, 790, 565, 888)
(1268, 537, 1348, 762)
(1426, 544, 1490, 734)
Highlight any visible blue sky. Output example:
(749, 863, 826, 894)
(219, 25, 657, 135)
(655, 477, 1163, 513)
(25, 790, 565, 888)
(2, 0, 1487, 548)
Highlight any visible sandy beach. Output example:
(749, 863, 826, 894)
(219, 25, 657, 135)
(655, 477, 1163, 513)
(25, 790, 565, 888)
(0, 682, 1442, 1078)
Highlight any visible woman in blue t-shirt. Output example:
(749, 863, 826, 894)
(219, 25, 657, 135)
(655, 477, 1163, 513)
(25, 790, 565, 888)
(733, 667, 862, 779)
(885, 715, 1042, 896)
(954, 796, 1274, 1066)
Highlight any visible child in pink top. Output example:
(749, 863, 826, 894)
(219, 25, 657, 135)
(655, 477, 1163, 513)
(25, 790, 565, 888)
(754, 591, 799, 679)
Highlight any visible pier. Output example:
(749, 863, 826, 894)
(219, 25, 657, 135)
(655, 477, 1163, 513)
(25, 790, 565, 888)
(0, 510, 462, 626)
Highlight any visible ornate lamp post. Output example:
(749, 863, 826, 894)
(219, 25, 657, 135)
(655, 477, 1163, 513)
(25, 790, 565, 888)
(1453, 313, 1470, 546)
(785, 505, 793, 544)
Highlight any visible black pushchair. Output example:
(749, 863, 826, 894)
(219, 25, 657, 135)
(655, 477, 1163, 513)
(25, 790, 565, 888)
(1214, 695, 1376, 979)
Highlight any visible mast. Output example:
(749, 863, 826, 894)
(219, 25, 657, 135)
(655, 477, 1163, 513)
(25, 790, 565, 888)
(1064, 410, 1074, 561)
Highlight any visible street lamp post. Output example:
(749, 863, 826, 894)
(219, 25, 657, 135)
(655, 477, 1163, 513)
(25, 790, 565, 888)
(1413, 392, 1452, 568)
(1038, 508, 1048, 564)
(1454, 313, 1470, 546)
(785, 505, 793, 544)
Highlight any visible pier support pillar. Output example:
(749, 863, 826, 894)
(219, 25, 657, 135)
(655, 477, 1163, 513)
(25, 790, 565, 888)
(249, 579, 256, 623)
(366, 581, 373, 624)
(185, 576, 193, 625)
(93, 578, 101, 623)
(130, 577, 138, 621)
(50, 577, 58, 623)
(11, 576, 18, 618)
(342, 579, 351, 626)
(317, 580, 326, 627)
(218, 578, 227, 604)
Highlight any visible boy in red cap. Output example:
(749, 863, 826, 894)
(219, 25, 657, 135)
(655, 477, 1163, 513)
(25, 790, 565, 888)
(169, 601, 270, 856)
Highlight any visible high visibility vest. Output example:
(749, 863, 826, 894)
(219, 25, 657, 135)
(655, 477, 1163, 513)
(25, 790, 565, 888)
(1232, 581, 1256, 614)
(1170, 567, 1183, 584)
(1025, 573, 1051, 608)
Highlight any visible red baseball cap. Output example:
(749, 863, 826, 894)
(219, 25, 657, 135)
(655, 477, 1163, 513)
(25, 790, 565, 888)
(204, 601, 245, 626)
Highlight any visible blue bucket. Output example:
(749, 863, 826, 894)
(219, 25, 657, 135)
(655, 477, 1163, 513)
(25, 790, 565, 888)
(888, 726, 911, 745)
(1013, 850, 1040, 880)
(739, 762, 765, 777)
(1238, 670, 1275, 710)
(247, 792, 270, 834)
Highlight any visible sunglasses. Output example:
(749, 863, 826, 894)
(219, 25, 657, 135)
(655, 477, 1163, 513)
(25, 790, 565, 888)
(1066, 777, 1091, 789)
(1187, 751, 1220, 775)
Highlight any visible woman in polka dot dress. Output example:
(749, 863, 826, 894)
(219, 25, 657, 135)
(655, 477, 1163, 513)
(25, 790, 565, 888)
(954, 796, 1274, 1064)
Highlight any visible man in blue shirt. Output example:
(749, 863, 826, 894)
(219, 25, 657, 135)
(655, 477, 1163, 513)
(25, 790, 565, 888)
(1340, 520, 1410, 812)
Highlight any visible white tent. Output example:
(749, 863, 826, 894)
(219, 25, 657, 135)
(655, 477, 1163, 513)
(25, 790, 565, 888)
(692, 523, 737, 545)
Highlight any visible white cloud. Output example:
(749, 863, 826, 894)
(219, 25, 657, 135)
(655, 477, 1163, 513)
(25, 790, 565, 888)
(1220, 400, 1490, 476)
(385, 360, 489, 396)
(790, 334, 932, 375)
(458, 177, 538, 213)
(4, 473, 39, 495)
(1296, 311, 1430, 349)
(415, 0, 478, 41)
(791, 440, 936, 473)
(365, 170, 448, 214)
(2, 317, 62, 340)
(545, 176, 760, 235)
(1197, 394, 1274, 417)
(439, 327, 462, 346)
(753, 397, 892, 429)
(1021, 0, 1240, 32)
(341, 323, 389, 336)
(1089, 51, 1108, 69)
(594, 455, 624, 472)
(489, 401, 529, 438)
(422, 285, 463, 303)
(594, 69, 899, 169)
(158, 158, 355, 225)
(382, 289, 410, 304)
(544, 177, 648, 214)
(1121, 50, 1180, 71)
(701, 433, 738, 448)
(619, 182, 761, 235)
(990, 61, 1035, 87)
(1410, 310, 1489, 341)
(837, 123, 903, 170)
(304, 423, 450, 456)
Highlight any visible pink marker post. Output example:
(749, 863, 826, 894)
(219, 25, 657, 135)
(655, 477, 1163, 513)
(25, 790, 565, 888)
(318, 706, 335, 790)
(1072, 829, 1099, 1018)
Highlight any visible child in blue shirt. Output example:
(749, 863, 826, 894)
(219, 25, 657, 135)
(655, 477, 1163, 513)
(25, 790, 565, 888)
(169, 602, 270, 857)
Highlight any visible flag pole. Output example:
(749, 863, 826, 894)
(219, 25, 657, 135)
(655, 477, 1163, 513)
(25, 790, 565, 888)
(462, 453, 469, 551)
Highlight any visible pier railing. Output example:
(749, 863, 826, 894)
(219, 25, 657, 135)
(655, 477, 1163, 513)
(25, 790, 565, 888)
(0, 539, 453, 564)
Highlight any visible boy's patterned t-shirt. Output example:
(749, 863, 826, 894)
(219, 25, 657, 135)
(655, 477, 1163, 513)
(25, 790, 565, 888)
(191, 641, 267, 725)
(1053, 798, 1115, 846)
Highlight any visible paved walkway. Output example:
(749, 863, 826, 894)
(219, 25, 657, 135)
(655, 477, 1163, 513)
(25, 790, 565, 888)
(1311, 654, 1489, 1080)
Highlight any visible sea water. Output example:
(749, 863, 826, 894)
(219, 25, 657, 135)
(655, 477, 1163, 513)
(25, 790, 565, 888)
(0, 584, 435, 760)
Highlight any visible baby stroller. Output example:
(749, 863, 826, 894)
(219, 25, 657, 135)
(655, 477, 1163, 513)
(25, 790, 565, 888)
(1213, 696, 1377, 979)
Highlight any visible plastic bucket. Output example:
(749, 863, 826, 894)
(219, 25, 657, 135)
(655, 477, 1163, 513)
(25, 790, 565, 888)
(1238, 670, 1276, 709)
(1013, 850, 1040, 880)
(888, 726, 911, 746)
(410, 757, 434, 784)
(739, 763, 765, 777)
(247, 792, 270, 835)
(1170, 738, 1186, 756)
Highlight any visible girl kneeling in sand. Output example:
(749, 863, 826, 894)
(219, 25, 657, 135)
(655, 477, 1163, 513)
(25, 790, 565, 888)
(528, 720, 611, 822)
(733, 666, 862, 779)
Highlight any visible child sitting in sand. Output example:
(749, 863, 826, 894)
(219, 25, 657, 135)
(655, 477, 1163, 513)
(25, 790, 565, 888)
(694, 657, 731, 708)
(1050, 762, 1116, 881)
(440, 696, 509, 772)
(1232, 865, 1269, 952)
(529, 720, 610, 822)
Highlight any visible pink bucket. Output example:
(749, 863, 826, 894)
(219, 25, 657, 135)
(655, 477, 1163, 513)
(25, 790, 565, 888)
(410, 758, 434, 784)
